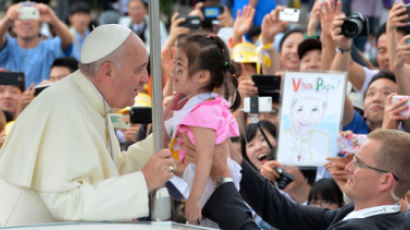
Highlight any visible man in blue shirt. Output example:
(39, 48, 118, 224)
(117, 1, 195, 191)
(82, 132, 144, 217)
(342, 71, 398, 134)
(0, 2, 73, 89)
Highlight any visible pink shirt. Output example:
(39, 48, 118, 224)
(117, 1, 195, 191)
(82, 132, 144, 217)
(176, 96, 239, 162)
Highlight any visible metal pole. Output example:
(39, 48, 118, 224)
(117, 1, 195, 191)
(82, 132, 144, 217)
(149, 0, 163, 151)
(148, 0, 171, 222)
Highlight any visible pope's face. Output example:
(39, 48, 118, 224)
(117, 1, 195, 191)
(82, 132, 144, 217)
(290, 97, 325, 136)
(111, 34, 149, 108)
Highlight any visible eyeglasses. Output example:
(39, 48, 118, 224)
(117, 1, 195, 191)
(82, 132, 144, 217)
(354, 156, 400, 181)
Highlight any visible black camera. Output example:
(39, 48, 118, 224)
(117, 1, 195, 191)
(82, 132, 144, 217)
(178, 16, 201, 30)
(252, 74, 281, 103)
(341, 13, 369, 38)
(274, 167, 294, 190)
(129, 107, 152, 124)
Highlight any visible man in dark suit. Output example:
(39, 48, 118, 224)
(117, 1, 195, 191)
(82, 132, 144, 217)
(202, 129, 410, 230)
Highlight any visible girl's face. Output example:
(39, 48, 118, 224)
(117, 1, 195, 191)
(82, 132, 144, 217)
(171, 47, 198, 98)
(280, 32, 304, 71)
(246, 128, 276, 169)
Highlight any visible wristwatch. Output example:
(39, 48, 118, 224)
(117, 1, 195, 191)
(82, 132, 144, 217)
(215, 177, 233, 188)
(336, 46, 352, 54)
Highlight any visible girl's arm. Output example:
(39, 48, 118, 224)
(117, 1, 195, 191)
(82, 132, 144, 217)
(185, 126, 216, 224)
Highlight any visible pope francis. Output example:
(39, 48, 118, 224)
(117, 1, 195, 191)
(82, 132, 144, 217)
(0, 24, 176, 226)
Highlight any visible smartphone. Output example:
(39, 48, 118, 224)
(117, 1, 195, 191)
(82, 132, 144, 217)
(252, 74, 281, 102)
(129, 107, 152, 124)
(178, 16, 201, 30)
(401, 4, 410, 23)
(19, 6, 40, 20)
(0, 72, 25, 87)
(202, 6, 224, 19)
(34, 84, 50, 96)
(392, 95, 410, 118)
(278, 8, 300, 22)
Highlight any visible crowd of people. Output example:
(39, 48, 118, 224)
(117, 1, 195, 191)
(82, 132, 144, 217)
(0, 0, 409, 229)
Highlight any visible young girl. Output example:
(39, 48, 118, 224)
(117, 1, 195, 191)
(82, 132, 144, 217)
(164, 33, 241, 226)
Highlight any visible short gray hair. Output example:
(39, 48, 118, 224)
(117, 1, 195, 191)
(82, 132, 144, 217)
(79, 44, 126, 77)
(370, 129, 410, 198)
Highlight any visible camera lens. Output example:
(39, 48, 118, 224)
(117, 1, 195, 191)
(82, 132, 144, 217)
(342, 18, 363, 38)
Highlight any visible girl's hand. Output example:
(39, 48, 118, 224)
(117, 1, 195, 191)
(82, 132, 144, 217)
(382, 93, 409, 130)
(185, 197, 202, 225)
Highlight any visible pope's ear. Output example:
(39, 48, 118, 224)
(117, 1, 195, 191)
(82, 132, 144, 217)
(99, 62, 114, 84)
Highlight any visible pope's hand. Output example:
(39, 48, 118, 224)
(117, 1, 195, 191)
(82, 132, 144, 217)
(142, 149, 176, 191)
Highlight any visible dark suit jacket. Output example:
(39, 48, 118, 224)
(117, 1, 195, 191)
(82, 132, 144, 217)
(203, 160, 405, 230)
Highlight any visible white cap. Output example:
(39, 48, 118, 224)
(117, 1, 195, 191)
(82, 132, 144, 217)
(80, 24, 132, 64)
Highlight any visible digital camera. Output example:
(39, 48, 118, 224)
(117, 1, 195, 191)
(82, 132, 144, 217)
(341, 13, 369, 38)
(19, 6, 40, 20)
(274, 167, 294, 190)
(278, 8, 300, 23)
(178, 16, 201, 30)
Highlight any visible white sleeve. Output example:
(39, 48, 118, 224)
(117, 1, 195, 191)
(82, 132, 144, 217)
(352, 67, 379, 94)
(39, 171, 149, 221)
(119, 134, 154, 175)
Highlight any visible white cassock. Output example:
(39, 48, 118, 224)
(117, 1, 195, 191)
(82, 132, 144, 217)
(0, 71, 154, 226)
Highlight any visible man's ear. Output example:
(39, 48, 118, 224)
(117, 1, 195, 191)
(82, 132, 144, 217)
(378, 173, 396, 193)
(99, 62, 114, 85)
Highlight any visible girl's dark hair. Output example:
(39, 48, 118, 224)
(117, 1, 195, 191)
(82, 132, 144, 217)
(240, 120, 277, 165)
(279, 29, 305, 53)
(308, 178, 344, 208)
(177, 33, 240, 110)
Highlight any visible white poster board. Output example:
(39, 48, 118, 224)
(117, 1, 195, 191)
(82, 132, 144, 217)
(277, 72, 347, 167)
